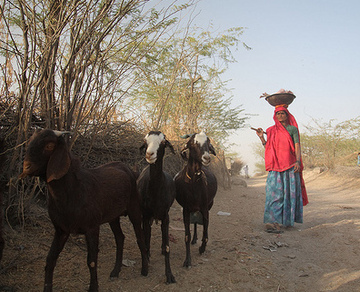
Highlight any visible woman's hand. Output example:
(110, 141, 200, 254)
(294, 143, 301, 172)
(256, 128, 264, 138)
(255, 128, 267, 146)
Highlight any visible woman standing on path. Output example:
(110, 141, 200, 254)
(255, 103, 308, 232)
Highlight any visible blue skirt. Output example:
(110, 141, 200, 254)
(264, 167, 303, 226)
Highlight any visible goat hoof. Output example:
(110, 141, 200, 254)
(199, 245, 206, 254)
(183, 260, 191, 268)
(88, 284, 99, 292)
(166, 274, 176, 284)
(44, 284, 52, 292)
(109, 274, 119, 281)
(141, 267, 149, 276)
(110, 269, 120, 279)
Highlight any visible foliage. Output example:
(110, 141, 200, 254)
(0, 0, 189, 140)
(302, 118, 360, 169)
(230, 158, 245, 176)
(128, 25, 250, 142)
(253, 142, 265, 174)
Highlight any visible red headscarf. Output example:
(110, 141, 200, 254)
(265, 105, 309, 206)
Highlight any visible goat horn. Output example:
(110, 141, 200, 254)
(53, 130, 72, 137)
(180, 134, 194, 139)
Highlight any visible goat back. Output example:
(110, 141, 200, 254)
(47, 161, 139, 232)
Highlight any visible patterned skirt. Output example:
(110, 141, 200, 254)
(264, 167, 303, 226)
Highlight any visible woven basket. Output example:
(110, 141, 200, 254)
(265, 93, 296, 107)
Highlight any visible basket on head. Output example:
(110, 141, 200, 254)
(265, 92, 296, 107)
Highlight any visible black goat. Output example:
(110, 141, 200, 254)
(137, 131, 176, 283)
(19, 129, 148, 292)
(174, 131, 217, 268)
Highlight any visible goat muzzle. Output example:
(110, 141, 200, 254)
(202, 153, 211, 166)
(145, 152, 157, 164)
(19, 171, 28, 179)
(19, 161, 32, 178)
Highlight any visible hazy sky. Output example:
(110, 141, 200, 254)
(189, 0, 360, 173)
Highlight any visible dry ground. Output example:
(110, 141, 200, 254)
(1, 166, 360, 291)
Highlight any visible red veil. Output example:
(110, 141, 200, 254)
(265, 105, 308, 206)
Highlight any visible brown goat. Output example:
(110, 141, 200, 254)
(137, 131, 176, 283)
(174, 131, 217, 268)
(20, 129, 148, 292)
(0, 137, 4, 262)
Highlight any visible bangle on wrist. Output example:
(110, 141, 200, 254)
(262, 141, 266, 145)
(296, 160, 300, 164)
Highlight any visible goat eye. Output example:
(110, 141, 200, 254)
(45, 142, 56, 151)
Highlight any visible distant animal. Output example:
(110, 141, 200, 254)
(174, 131, 217, 267)
(19, 129, 148, 292)
(137, 131, 176, 283)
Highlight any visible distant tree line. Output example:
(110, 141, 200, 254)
(301, 117, 360, 169)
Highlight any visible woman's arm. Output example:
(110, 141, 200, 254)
(294, 142, 301, 172)
(256, 128, 267, 147)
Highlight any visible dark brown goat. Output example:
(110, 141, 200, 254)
(137, 131, 176, 283)
(0, 138, 4, 262)
(174, 131, 217, 268)
(19, 129, 148, 292)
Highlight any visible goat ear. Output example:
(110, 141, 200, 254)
(180, 145, 188, 160)
(139, 142, 147, 154)
(165, 139, 175, 154)
(209, 143, 216, 156)
(46, 141, 71, 183)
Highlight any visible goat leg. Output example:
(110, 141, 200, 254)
(44, 227, 69, 292)
(191, 223, 198, 245)
(143, 216, 152, 259)
(0, 188, 3, 262)
(109, 218, 125, 278)
(0, 235, 4, 262)
(85, 228, 100, 292)
(182, 210, 192, 268)
(128, 210, 149, 276)
(199, 211, 209, 255)
(161, 215, 176, 283)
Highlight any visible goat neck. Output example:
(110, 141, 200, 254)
(148, 155, 165, 185)
(184, 156, 204, 183)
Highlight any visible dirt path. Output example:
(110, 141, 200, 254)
(1, 169, 360, 291)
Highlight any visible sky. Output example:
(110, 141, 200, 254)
(187, 0, 360, 174)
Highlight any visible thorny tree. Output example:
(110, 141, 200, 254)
(129, 25, 250, 141)
(0, 0, 192, 223)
